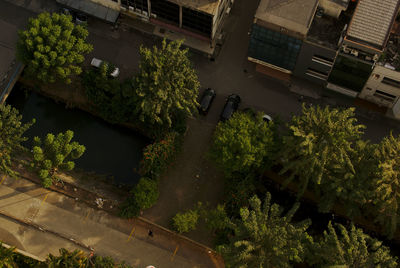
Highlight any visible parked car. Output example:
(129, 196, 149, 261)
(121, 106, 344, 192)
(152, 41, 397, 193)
(90, 58, 120, 78)
(262, 114, 273, 123)
(75, 12, 88, 25)
(243, 107, 273, 123)
(199, 88, 216, 115)
(220, 94, 241, 121)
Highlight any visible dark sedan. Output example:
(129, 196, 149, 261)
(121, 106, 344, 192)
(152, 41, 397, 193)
(199, 88, 216, 115)
(220, 94, 241, 121)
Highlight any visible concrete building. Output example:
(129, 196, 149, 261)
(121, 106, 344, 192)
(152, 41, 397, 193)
(326, 0, 400, 97)
(247, 0, 319, 82)
(57, 0, 232, 44)
(293, 1, 350, 86)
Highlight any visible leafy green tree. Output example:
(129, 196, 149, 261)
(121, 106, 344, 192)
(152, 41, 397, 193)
(17, 12, 93, 84)
(306, 222, 398, 267)
(210, 112, 276, 176)
(132, 177, 159, 210)
(31, 130, 85, 187)
(133, 39, 200, 127)
(0, 243, 16, 268)
(279, 104, 365, 204)
(83, 66, 135, 123)
(139, 132, 180, 179)
(368, 133, 400, 238)
(203, 204, 230, 233)
(218, 193, 311, 268)
(0, 104, 35, 176)
(172, 209, 199, 233)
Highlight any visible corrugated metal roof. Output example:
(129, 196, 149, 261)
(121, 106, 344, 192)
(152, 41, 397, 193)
(347, 0, 399, 48)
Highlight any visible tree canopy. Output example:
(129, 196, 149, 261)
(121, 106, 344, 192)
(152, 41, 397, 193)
(306, 222, 398, 267)
(210, 112, 277, 176)
(31, 130, 85, 187)
(218, 193, 311, 268)
(17, 12, 93, 83)
(278, 104, 365, 207)
(0, 104, 35, 176)
(133, 39, 200, 127)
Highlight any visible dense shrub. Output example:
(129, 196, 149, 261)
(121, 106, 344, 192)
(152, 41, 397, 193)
(172, 209, 199, 233)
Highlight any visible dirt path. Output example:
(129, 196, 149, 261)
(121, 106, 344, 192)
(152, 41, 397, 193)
(143, 118, 225, 246)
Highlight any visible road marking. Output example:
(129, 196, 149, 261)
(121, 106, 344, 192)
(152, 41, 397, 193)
(83, 209, 91, 222)
(170, 245, 179, 261)
(127, 226, 135, 242)
(0, 176, 5, 185)
(40, 192, 49, 206)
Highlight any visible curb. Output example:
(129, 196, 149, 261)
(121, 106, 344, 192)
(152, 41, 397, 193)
(12, 172, 225, 267)
(1, 240, 45, 263)
(0, 208, 93, 251)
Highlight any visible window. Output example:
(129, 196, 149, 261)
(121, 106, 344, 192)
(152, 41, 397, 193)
(382, 77, 400, 88)
(306, 68, 328, 80)
(121, 0, 148, 12)
(151, 0, 179, 25)
(328, 55, 372, 92)
(182, 7, 212, 36)
(312, 55, 334, 66)
(373, 90, 396, 102)
(248, 24, 302, 71)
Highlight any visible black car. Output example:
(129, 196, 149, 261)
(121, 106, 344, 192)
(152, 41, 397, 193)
(199, 88, 216, 115)
(220, 94, 241, 121)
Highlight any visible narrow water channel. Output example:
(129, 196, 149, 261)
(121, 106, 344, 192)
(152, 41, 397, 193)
(6, 83, 150, 186)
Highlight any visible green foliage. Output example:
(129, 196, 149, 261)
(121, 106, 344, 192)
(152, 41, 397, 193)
(210, 112, 277, 176)
(47, 248, 88, 267)
(46, 248, 132, 267)
(203, 204, 230, 233)
(133, 39, 200, 127)
(367, 133, 400, 238)
(0, 104, 35, 176)
(172, 209, 199, 233)
(0, 243, 17, 268)
(132, 177, 159, 210)
(279, 104, 365, 209)
(218, 193, 311, 268)
(223, 174, 257, 217)
(83, 68, 136, 123)
(119, 194, 140, 219)
(139, 132, 181, 179)
(31, 130, 85, 187)
(17, 12, 93, 84)
(306, 222, 398, 267)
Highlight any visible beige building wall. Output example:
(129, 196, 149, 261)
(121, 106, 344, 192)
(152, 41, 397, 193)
(359, 65, 400, 108)
(90, 0, 121, 10)
(318, 0, 347, 18)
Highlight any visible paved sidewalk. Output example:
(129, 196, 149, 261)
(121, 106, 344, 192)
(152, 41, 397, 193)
(0, 175, 218, 267)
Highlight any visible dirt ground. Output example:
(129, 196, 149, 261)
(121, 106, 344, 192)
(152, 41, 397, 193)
(143, 117, 225, 247)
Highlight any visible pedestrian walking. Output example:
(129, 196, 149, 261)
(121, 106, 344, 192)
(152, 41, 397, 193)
(148, 229, 153, 237)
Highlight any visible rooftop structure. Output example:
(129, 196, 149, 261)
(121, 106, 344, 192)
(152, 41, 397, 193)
(346, 0, 399, 50)
(169, 0, 221, 15)
(254, 0, 319, 36)
(306, 12, 347, 49)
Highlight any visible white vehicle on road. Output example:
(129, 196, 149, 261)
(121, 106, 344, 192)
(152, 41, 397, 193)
(90, 57, 120, 78)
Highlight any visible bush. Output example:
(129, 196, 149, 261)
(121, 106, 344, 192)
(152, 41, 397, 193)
(139, 132, 181, 179)
(119, 196, 140, 219)
(172, 209, 199, 233)
(132, 177, 159, 210)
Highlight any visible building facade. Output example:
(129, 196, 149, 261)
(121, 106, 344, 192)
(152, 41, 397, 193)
(58, 0, 232, 44)
(247, 0, 319, 82)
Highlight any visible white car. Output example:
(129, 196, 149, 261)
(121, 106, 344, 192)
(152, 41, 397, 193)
(90, 57, 120, 78)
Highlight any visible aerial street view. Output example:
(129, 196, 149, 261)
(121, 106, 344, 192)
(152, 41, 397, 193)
(2, 0, 400, 267)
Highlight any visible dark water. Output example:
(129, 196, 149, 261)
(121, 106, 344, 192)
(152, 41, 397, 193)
(6, 83, 150, 186)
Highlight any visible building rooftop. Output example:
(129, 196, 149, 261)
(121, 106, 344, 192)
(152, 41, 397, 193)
(170, 0, 221, 15)
(306, 13, 348, 49)
(254, 0, 319, 36)
(346, 0, 399, 49)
